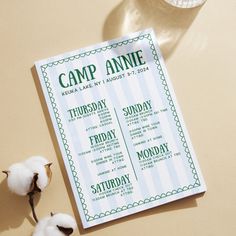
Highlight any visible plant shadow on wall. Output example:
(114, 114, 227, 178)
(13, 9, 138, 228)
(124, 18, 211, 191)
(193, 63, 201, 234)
(31, 66, 81, 232)
(103, 0, 201, 59)
(0, 178, 40, 233)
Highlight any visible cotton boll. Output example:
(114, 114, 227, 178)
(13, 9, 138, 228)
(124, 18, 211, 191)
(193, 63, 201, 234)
(3, 155, 52, 196)
(33, 213, 77, 236)
(6, 163, 34, 196)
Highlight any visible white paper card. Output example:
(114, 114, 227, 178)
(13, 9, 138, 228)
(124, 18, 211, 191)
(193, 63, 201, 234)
(35, 29, 206, 228)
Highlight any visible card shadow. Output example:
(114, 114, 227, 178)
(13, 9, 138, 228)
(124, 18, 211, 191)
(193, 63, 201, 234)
(0, 177, 40, 234)
(31, 66, 82, 230)
(103, 0, 203, 59)
(31, 66, 204, 234)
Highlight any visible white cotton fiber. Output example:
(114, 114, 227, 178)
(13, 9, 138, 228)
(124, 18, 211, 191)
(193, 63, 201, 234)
(49, 213, 77, 231)
(33, 216, 50, 236)
(7, 163, 34, 196)
(33, 213, 76, 236)
(26, 156, 49, 166)
(4, 155, 52, 195)
(24, 157, 50, 191)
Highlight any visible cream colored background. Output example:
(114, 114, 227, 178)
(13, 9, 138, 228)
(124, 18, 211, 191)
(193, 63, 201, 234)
(0, 0, 236, 235)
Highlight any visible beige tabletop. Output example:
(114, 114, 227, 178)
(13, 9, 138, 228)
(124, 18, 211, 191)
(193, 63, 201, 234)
(0, 0, 236, 235)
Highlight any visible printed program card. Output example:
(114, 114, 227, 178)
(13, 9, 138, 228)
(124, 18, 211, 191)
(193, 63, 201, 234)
(35, 29, 206, 228)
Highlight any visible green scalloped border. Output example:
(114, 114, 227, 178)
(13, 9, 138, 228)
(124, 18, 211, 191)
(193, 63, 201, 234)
(40, 33, 201, 222)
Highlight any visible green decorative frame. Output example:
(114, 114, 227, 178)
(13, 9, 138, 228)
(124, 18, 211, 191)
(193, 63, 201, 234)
(40, 33, 201, 222)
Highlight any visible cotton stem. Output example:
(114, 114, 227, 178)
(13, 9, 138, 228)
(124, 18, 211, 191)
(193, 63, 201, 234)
(28, 173, 41, 223)
(28, 192, 38, 223)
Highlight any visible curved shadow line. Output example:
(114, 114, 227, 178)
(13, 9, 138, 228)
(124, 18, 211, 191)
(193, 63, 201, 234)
(103, 0, 201, 59)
